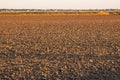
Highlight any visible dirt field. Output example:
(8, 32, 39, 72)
(0, 15, 120, 80)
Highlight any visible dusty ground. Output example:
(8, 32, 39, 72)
(0, 15, 120, 80)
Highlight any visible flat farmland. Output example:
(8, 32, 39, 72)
(0, 15, 120, 80)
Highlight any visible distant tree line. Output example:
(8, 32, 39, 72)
(0, 9, 120, 12)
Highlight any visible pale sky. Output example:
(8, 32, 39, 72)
(0, 0, 120, 9)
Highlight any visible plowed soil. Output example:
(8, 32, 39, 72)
(0, 15, 120, 80)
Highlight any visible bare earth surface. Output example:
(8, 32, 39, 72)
(0, 15, 120, 80)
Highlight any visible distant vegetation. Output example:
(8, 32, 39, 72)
(0, 9, 120, 15)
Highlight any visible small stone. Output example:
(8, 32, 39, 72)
(89, 59, 93, 63)
(111, 68, 116, 72)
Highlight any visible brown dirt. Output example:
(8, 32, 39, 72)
(0, 15, 120, 80)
